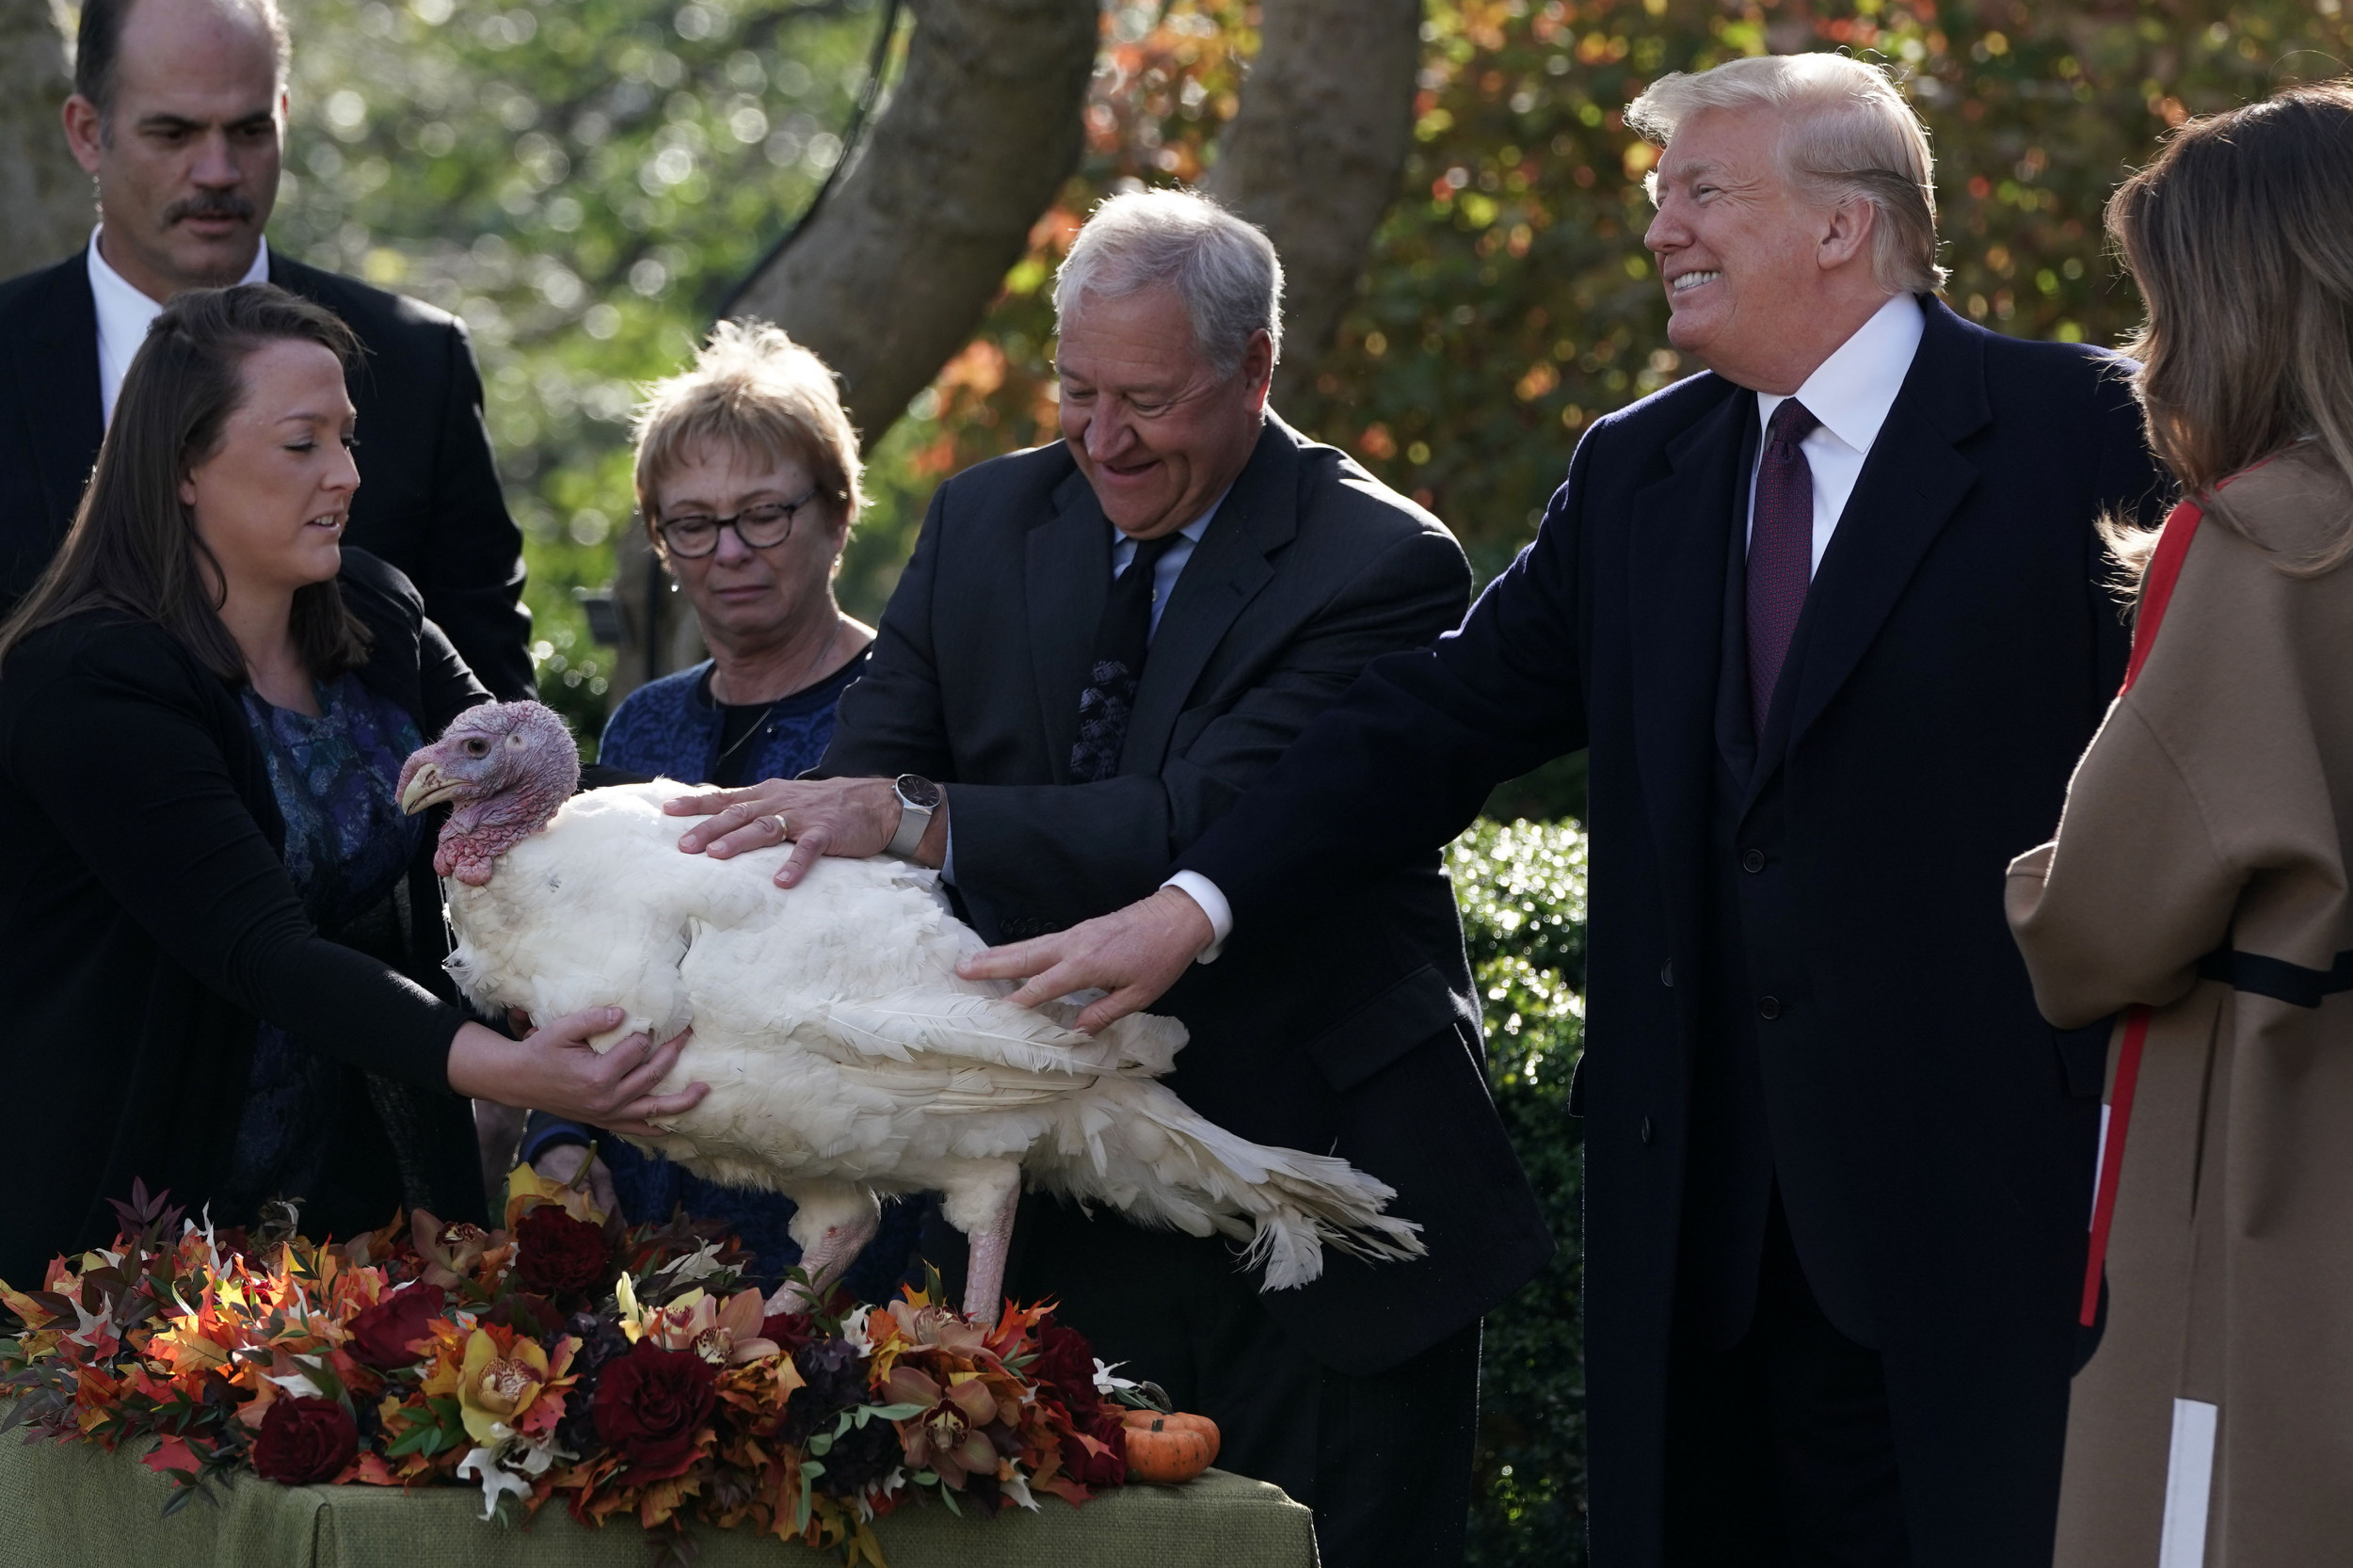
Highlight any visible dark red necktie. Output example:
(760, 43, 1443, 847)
(1746, 397, 1819, 735)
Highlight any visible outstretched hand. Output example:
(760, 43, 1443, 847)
(447, 1007, 709, 1137)
(956, 886, 1215, 1033)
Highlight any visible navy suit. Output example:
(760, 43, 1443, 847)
(821, 415, 1553, 1565)
(1182, 299, 2166, 1566)
(0, 250, 534, 698)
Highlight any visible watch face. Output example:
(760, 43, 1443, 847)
(896, 774, 944, 809)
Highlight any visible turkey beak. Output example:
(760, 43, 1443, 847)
(399, 760, 458, 815)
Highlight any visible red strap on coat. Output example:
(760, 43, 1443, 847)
(2080, 498, 2203, 1326)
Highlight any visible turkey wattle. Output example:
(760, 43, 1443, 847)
(395, 700, 1424, 1316)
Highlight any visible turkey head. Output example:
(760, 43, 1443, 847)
(397, 701, 582, 885)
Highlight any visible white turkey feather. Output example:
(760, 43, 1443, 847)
(439, 778, 1423, 1291)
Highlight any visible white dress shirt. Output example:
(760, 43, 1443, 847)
(89, 226, 272, 425)
(1747, 291, 1925, 574)
(1172, 296, 1929, 965)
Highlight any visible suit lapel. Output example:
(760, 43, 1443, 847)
(1026, 468, 1113, 783)
(1777, 298, 1991, 760)
(11, 256, 104, 543)
(1629, 384, 1747, 945)
(1121, 419, 1297, 773)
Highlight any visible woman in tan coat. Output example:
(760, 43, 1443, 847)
(2006, 82, 2353, 1568)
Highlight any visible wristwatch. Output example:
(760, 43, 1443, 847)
(886, 774, 943, 859)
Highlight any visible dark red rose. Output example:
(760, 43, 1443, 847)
(759, 1311, 818, 1357)
(1058, 1411, 1127, 1489)
(1031, 1317, 1102, 1422)
(591, 1340, 717, 1478)
(345, 1283, 446, 1372)
(250, 1396, 358, 1485)
(513, 1205, 611, 1295)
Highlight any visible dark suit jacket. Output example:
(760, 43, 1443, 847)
(1179, 301, 2167, 1567)
(820, 414, 1554, 1376)
(0, 249, 534, 698)
(0, 550, 492, 1282)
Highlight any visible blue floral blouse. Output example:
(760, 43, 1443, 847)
(224, 672, 425, 1212)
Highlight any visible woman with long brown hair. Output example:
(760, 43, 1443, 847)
(2005, 81, 2353, 1567)
(0, 284, 703, 1280)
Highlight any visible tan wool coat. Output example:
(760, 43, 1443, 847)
(2007, 446, 2353, 1568)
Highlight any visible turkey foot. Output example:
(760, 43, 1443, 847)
(767, 1185, 879, 1314)
(947, 1165, 1024, 1321)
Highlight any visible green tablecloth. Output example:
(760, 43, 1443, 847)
(0, 1438, 1318, 1568)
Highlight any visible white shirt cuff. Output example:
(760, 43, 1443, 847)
(1161, 871, 1232, 964)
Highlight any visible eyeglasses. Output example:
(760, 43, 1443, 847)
(654, 488, 825, 558)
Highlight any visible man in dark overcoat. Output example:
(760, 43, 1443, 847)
(968, 56, 2167, 1568)
(0, 0, 533, 698)
(664, 189, 1553, 1568)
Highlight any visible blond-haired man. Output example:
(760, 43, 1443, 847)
(970, 55, 2167, 1567)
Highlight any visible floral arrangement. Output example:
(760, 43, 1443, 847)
(0, 1174, 1191, 1566)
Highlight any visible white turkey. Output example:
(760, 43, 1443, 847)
(395, 700, 1424, 1316)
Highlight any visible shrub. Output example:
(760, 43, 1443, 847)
(1451, 817, 1589, 1567)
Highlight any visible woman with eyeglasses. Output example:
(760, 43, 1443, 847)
(601, 319, 875, 791)
(523, 321, 930, 1300)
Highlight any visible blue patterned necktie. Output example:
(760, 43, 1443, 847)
(1071, 532, 1183, 782)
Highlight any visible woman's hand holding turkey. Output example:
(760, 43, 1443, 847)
(667, 776, 948, 887)
(446, 1007, 708, 1138)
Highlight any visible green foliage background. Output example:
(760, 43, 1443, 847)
(263, 1, 2350, 1559)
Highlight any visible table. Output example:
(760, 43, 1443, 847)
(0, 1437, 1319, 1568)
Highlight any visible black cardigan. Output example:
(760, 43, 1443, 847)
(0, 551, 490, 1279)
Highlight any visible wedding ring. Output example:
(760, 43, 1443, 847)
(765, 814, 788, 838)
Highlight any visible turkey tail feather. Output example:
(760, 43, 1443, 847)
(1048, 1083, 1425, 1291)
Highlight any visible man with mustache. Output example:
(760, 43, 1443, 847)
(0, 0, 533, 699)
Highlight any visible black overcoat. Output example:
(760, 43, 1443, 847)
(1180, 300, 2167, 1565)
(0, 250, 534, 698)
(0, 552, 491, 1281)
(819, 414, 1555, 1376)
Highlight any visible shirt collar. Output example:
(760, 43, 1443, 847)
(1109, 487, 1228, 553)
(1756, 292, 1925, 456)
(88, 224, 272, 322)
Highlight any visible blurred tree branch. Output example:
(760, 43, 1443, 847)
(0, 0, 90, 278)
(1205, 0, 1424, 404)
(726, 0, 1099, 437)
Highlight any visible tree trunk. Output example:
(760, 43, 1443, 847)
(1204, 0, 1423, 404)
(0, 0, 89, 280)
(726, 0, 1099, 439)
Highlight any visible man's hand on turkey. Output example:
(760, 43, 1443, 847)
(664, 776, 942, 887)
(958, 886, 1216, 1034)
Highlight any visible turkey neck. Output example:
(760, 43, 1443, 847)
(437, 754, 579, 886)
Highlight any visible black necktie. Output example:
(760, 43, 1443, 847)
(1071, 532, 1182, 782)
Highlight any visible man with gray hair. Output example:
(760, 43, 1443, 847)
(668, 187, 1553, 1566)
(966, 54, 2166, 1568)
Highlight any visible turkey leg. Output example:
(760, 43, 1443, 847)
(767, 1185, 880, 1313)
(952, 1169, 1024, 1322)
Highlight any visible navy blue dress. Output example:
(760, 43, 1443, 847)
(225, 673, 426, 1216)
(524, 648, 929, 1300)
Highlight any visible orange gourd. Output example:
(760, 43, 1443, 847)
(1119, 1409, 1221, 1483)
